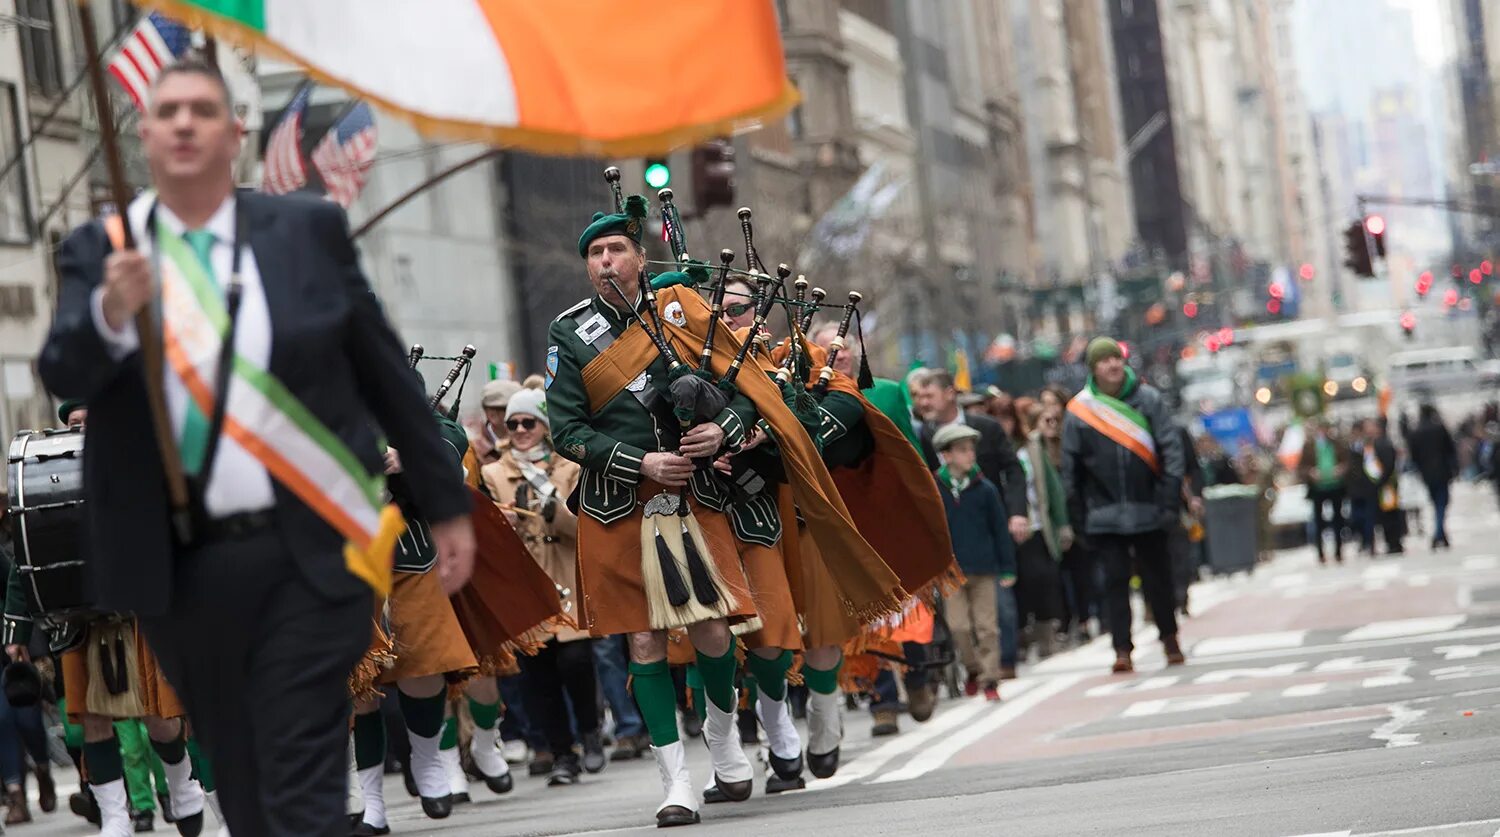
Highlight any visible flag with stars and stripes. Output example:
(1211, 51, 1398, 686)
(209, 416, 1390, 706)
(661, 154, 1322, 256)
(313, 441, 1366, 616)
(106, 11, 193, 112)
(260, 82, 311, 195)
(310, 102, 378, 207)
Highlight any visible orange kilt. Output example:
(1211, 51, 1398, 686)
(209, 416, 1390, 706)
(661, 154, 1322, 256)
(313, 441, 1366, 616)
(379, 570, 478, 684)
(574, 482, 756, 636)
(62, 625, 185, 721)
(735, 539, 804, 652)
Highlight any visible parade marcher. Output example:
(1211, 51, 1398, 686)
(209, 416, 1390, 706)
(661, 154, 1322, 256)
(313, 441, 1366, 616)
(1348, 418, 1400, 556)
(479, 388, 607, 786)
(933, 425, 1012, 700)
(471, 378, 523, 465)
(1061, 337, 1186, 674)
(4, 400, 207, 837)
(1298, 418, 1350, 564)
(0, 498, 56, 827)
(547, 201, 904, 826)
(38, 61, 475, 835)
(1405, 403, 1458, 550)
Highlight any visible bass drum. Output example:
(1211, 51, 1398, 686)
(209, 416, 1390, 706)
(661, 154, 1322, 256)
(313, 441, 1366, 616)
(6, 427, 94, 625)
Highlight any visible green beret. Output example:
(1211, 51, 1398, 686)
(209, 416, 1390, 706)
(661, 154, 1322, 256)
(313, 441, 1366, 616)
(577, 194, 650, 258)
(56, 398, 85, 425)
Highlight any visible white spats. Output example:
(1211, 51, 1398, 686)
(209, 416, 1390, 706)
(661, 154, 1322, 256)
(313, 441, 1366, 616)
(440, 743, 469, 795)
(91, 778, 133, 837)
(405, 730, 451, 799)
(756, 691, 803, 762)
(357, 765, 387, 829)
(470, 723, 510, 781)
(159, 753, 206, 820)
(702, 697, 754, 784)
(652, 741, 699, 814)
(806, 688, 844, 756)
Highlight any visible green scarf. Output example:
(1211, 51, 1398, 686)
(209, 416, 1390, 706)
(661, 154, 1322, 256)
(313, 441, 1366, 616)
(937, 463, 981, 497)
(1084, 366, 1147, 431)
(1314, 437, 1339, 488)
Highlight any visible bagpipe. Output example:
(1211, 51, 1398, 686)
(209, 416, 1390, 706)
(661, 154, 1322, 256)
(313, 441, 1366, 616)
(408, 343, 478, 421)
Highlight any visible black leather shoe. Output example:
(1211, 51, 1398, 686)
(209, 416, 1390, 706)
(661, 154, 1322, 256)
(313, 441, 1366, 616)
(528, 752, 554, 776)
(451, 790, 471, 805)
(351, 822, 391, 836)
(132, 808, 155, 832)
(767, 750, 802, 782)
(656, 805, 700, 827)
(808, 747, 840, 779)
(69, 790, 100, 826)
(582, 732, 607, 774)
(174, 810, 204, 837)
(765, 774, 806, 794)
(702, 784, 728, 804)
(711, 774, 752, 802)
(419, 794, 453, 819)
(482, 770, 514, 794)
(158, 793, 176, 824)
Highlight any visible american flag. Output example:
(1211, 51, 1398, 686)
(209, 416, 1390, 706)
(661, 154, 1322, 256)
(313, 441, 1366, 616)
(261, 83, 311, 195)
(106, 12, 193, 112)
(311, 103, 378, 208)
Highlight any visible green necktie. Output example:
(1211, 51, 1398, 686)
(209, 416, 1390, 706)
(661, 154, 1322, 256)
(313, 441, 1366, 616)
(179, 229, 217, 477)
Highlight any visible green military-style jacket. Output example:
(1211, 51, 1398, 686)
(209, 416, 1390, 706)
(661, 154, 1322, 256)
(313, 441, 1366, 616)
(546, 294, 757, 524)
(817, 389, 874, 470)
(391, 413, 470, 573)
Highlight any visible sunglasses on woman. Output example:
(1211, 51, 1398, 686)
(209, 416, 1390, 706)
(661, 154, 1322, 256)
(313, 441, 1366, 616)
(724, 301, 756, 318)
(505, 417, 540, 431)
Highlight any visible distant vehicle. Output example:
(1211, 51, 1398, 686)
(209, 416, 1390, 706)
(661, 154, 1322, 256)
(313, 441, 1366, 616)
(1177, 354, 1237, 413)
(1386, 346, 1488, 395)
(1322, 352, 1371, 401)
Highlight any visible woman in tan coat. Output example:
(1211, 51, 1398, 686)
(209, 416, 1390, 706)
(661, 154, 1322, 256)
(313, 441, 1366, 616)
(479, 389, 602, 786)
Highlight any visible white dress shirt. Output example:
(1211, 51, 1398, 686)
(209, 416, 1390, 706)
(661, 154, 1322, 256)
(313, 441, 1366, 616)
(90, 192, 277, 517)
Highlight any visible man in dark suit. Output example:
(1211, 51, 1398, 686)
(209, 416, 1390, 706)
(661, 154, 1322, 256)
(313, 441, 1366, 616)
(38, 61, 474, 837)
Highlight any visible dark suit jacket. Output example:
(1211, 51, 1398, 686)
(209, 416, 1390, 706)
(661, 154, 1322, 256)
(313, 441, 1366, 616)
(37, 191, 470, 616)
(917, 412, 1028, 519)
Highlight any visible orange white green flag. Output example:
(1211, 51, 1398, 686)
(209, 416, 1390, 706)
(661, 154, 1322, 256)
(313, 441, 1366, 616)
(135, 0, 799, 155)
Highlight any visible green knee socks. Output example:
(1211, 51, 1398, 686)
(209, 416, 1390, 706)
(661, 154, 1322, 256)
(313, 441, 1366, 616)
(467, 698, 501, 731)
(398, 690, 447, 739)
(187, 737, 214, 793)
(439, 715, 458, 751)
(353, 711, 388, 772)
(695, 639, 739, 714)
(628, 660, 681, 747)
(803, 653, 842, 695)
(745, 650, 793, 701)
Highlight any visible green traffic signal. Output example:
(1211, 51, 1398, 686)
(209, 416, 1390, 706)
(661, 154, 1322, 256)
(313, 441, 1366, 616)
(644, 161, 671, 189)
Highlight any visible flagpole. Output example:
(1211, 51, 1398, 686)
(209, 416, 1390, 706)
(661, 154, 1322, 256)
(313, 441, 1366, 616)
(76, 0, 194, 543)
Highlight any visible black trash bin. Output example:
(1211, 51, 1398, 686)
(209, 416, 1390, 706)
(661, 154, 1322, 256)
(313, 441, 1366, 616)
(1203, 485, 1260, 576)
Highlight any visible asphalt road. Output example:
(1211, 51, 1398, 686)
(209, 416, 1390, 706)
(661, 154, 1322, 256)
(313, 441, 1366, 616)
(22, 483, 1500, 836)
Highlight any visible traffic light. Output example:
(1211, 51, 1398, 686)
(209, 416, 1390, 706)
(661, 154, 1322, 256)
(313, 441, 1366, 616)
(1182, 300, 1198, 318)
(643, 159, 672, 190)
(1416, 271, 1432, 296)
(1364, 214, 1386, 258)
(1343, 221, 1373, 277)
(691, 138, 735, 210)
(1298, 263, 1315, 281)
(1399, 310, 1416, 339)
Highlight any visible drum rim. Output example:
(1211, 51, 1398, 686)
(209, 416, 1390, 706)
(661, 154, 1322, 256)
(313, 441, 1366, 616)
(9, 427, 90, 621)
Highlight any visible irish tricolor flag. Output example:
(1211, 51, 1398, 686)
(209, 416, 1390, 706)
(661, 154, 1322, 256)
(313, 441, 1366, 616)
(137, 0, 799, 155)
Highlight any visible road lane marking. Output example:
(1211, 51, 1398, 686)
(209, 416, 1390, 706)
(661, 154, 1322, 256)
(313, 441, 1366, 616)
(801, 683, 1040, 791)
(1196, 663, 1306, 684)
(1282, 683, 1327, 698)
(1121, 692, 1249, 718)
(1370, 703, 1424, 748)
(870, 674, 1083, 783)
(1195, 631, 1307, 656)
(1357, 816, 1500, 835)
(1363, 564, 1401, 580)
(1085, 675, 1179, 697)
(1339, 616, 1465, 642)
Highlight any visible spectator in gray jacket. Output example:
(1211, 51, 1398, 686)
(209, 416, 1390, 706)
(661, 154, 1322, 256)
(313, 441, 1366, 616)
(1061, 337, 1186, 674)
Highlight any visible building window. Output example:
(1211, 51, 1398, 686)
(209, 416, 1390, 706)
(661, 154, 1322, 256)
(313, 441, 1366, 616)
(0, 83, 34, 245)
(18, 0, 65, 98)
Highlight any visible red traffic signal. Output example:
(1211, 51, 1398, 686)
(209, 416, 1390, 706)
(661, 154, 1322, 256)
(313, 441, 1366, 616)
(1183, 301, 1198, 318)
(1298, 263, 1315, 281)
(1400, 311, 1416, 333)
(1267, 299, 1282, 314)
(1416, 271, 1433, 296)
(1484, 260, 1494, 276)
(1364, 214, 1386, 236)
(1205, 336, 1221, 353)
(1268, 283, 1285, 300)
(1471, 269, 1483, 285)
(1444, 287, 1460, 306)
(1218, 327, 1234, 345)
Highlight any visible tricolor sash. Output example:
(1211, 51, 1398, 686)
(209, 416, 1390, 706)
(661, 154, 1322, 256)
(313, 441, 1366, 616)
(1067, 385, 1159, 474)
(104, 209, 405, 595)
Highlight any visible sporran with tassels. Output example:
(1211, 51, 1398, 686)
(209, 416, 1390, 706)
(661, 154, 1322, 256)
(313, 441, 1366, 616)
(639, 492, 739, 629)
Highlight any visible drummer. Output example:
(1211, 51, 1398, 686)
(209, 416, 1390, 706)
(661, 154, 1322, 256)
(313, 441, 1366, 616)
(3, 400, 212, 837)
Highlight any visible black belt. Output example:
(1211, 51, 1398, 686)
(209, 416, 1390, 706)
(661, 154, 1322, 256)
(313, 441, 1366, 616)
(198, 509, 276, 543)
